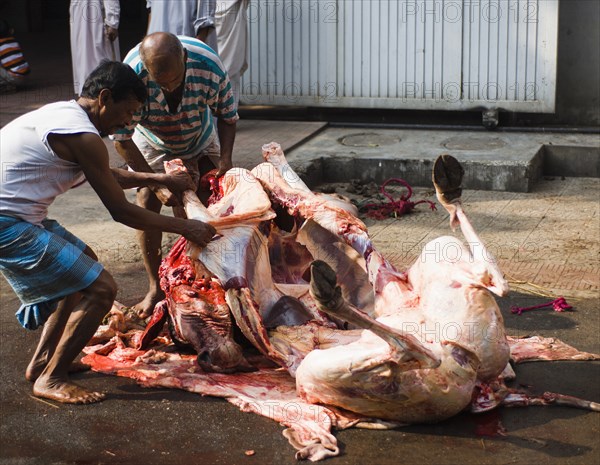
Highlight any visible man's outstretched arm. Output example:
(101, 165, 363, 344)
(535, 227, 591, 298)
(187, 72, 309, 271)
(113, 139, 182, 206)
(58, 133, 215, 246)
(110, 167, 194, 192)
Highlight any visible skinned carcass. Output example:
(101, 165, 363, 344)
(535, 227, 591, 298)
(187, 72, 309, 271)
(84, 145, 599, 461)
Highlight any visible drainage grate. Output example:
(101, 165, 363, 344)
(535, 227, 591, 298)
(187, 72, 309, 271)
(442, 136, 506, 151)
(338, 133, 401, 148)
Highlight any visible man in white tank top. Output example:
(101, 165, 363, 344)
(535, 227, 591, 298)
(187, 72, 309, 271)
(0, 61, 216, 405)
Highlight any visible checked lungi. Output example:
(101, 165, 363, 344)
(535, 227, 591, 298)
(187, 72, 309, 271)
(0, 215, 103, 330)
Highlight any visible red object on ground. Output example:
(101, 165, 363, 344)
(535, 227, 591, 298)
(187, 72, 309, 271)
(361, 178, 436, 220)
(510, 297, 573, 315)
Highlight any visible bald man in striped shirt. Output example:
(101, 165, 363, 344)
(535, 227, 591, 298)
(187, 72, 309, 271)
(113, 32, 238, 316)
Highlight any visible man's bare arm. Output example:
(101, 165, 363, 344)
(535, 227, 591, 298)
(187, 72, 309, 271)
(216, 119, 236, 176)
(196, 27, 211, 42)
(56, 133, 215, 245)
(114, 139, 154, 173)
(114, 139, 181, 206)
(110, 167, 194, 192)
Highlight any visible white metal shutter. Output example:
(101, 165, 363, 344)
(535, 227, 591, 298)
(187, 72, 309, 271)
(241, 0, 559, 112)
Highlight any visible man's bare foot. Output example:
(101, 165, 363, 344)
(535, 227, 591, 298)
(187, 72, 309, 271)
(26, 360, 91, 382)
(132, 290, 165, 319)
(33, 376, 105, 404)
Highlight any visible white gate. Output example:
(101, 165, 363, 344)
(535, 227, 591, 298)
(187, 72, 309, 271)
(241, 0, 559, 112)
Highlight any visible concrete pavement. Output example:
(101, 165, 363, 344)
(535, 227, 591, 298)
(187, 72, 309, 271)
(1, 168, 598, 465)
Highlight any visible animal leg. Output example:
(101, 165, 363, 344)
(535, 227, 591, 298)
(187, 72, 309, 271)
(164, 159, 215, 222)
(502, 390, 600, 412)
(432, 154, 508, 296)
(226, 288, 289, 369)
(432, 153, 465, 214)
(507, 335, 600, 364)
(262, 142, 359, 215)
(309, 260, 440, 369)
(262, 142, 312, 192)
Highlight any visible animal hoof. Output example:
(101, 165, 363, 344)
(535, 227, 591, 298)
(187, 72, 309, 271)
(310, 260, 338, 303)
(432, 154, 465, 204)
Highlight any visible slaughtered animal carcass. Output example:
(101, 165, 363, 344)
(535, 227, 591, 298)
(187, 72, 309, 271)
(83, 144, 599, 461)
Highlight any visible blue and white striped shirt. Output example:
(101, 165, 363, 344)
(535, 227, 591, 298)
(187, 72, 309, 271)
(113, 36, 238, 158)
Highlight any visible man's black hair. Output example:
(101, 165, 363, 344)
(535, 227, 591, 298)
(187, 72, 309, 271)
(80, 61, 146, 103)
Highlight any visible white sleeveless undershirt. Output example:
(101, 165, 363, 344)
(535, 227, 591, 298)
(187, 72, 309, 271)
(0, 100, 100, 226)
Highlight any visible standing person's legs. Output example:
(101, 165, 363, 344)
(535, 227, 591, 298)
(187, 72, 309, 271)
(134, 187, 164, 318)
(26, 292, 83, 381)
(195, 139, 221, 205)
(32, 270, 117, 403)
(196, 154, 219, 205)
(130, 135, 172, 317)
(0, 217, 113, 403)
(26, 244, 100, 380)
(130, 137, 218, 317)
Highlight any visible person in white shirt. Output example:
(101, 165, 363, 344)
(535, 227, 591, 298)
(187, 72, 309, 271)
(215, 0, 249, 109)
(69, 0, 120, 95)
(146, 0, 218, 52)
(0, 61, 215, 404)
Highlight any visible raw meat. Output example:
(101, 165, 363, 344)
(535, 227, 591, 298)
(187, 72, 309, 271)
(83, 146, 599, 461)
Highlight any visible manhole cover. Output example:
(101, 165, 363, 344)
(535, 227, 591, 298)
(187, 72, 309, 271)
(338, 133, 400, 147)
(442, 136, 506, 151)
